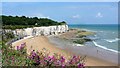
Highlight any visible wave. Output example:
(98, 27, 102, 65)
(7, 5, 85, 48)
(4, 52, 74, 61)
(104, 38, 120, 43)
(92, 41, 119, 53)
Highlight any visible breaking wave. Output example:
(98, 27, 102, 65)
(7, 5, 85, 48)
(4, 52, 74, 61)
(92, 41, 119, 53)
(104, 38, 119, 43)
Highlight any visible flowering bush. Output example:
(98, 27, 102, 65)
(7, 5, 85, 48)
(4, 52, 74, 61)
(2, 42, 86, 67)
(27, 49, 85, 67)
(17, 42, 26, 51)
(2, 42, 27, 66)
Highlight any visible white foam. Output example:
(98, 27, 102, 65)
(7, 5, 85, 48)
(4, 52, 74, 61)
(105, 38, 120, 43)
(99, 31, 103, 32)
(92, 41, 119, 53)
(94, 35, 97, 37)
(73, 44, 84, 47)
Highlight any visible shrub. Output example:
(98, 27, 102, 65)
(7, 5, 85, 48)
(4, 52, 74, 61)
(2, 42, 86, 67)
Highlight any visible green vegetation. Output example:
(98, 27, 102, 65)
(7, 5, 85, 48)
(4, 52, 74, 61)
(76, 30, 95, 37)
(2, 15, 67, 29)
(73, 30, 94, 44)
(2, 41, 85, 67)
(2, 42, 28, 66)
(2, 32, 15, 42)
(73, 38, 92, 44)
(2, 35, 86, 66)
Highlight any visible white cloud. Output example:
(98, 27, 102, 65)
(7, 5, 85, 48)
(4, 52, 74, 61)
(72, 14, 80, 19)
(28, 13, 50, 18)
(96, 12, 103, 18)
(9, 13, 51, 19)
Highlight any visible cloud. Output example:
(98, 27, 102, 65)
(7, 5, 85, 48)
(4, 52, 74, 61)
(28, 13, 50, 18)
(72, 14, 80, 19)
(96, 12, 103, 18)
(9, 13, 51, 19)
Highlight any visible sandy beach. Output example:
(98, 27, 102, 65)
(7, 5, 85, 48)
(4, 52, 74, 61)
(12, 36, 72, 60)
(12, 30, 118, 66)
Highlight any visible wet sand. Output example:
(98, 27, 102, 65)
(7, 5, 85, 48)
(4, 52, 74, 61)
(48, 30, 118, 66)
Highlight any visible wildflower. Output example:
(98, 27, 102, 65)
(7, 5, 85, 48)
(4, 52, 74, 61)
(78, 63, 84, 68)
(56, 60, 61, 65)
(17, 46, 19, 50)
(36, 55, 40, 60)
(48, 56, 51, 60)
(62, 64, 65, 68)
(31, 50, 36, 57)
(40, 59, 47, 65)
(51, 56, 56, 61)
(32, 52, 36, 57)
(27, 49, 85, 67)
(73, 55, 76, 59)
(60, 56, 65, 64)
(21, 43, 25, 48)
(19, 46, 22, 50)
(35, 59, 40, 65)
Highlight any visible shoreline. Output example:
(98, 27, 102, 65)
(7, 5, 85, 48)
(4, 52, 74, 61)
(12, 33, 118, 66)
(69, 28, 119, 53)
(48, 29, 118, 66)
(48, 35, 118, 66)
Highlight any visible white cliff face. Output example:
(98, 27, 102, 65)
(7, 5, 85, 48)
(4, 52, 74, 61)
(8, 25, 69, 37)
(24, 28, 33, 36)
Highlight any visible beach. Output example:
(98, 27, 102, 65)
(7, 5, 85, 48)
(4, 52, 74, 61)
(12, 36, 71, 59)
(12, 29, 117, 66)
(48, 29, 118, 66)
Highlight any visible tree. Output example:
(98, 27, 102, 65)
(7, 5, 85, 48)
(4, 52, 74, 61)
(2, 15, 67, 29)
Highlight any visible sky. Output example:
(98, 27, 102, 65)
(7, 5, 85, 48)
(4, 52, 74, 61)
(2, 2, 118, 24)
(1, 0, 120, 2)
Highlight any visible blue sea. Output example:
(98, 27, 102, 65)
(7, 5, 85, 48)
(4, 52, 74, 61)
(69, 24, 119, 53)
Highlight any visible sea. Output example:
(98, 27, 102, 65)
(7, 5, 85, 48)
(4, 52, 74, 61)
(69, 24, 119, 53)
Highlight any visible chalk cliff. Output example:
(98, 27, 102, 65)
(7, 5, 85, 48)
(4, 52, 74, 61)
(11, 25, 69, 37)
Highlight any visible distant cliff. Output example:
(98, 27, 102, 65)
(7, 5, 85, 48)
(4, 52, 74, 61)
(3, 25, 69, 37)
(3, 24, 69, 45)
(2, 15, 69, 44)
